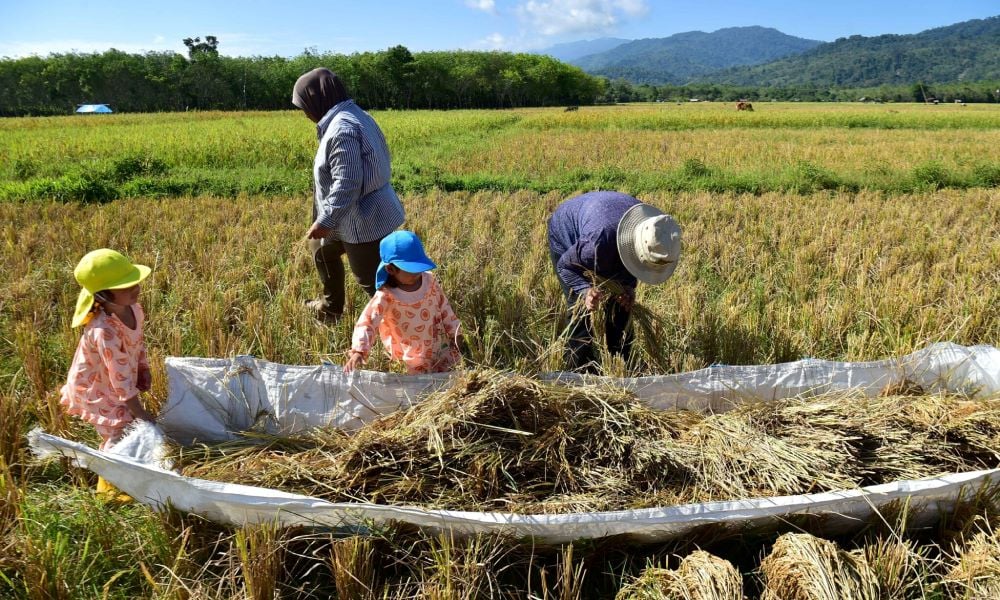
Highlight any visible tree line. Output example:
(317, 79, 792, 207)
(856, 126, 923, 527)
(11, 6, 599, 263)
(0, 43, 605, 116)
(600, 78, 1000, 104)
(3, 39, 998, 117)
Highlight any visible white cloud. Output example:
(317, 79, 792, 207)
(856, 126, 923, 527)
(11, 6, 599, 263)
(0, 38, 185, 58)
(465, 0, 497, 12)
(516, 0, 648, 36)
(474, 32, 510, 49)
(0, 33, 293, 59)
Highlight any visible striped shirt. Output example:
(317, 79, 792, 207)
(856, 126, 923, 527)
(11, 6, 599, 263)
(313, 100, 405, 244)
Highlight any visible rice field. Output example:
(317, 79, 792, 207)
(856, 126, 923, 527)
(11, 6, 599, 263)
(1, 102, 999, 598)
(2, 103, 1000, 202)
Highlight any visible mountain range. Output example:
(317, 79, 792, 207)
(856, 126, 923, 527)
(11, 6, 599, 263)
(540, 16, 1000, 86)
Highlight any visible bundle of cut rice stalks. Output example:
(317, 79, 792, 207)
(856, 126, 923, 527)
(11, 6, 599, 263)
(176, 371, 702, 512)
(941, 527, 1000, 599)
(615, 551, 743, 600)
(861, 536, 936, 600)
(759, 533, 878, 600)
(172, 371, 1000, 513)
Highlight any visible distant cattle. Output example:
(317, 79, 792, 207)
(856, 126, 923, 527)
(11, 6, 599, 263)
(736, 101, 754, 112)
(564, 105, 579, 112)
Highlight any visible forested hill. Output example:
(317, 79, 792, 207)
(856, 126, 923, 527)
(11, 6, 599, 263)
(0, 46, 602, 117)
(572, 27, 822, 85)
(539, 38, 630, 63)
(703, 16, 1000, 87)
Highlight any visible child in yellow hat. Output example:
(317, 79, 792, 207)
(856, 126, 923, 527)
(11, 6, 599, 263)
(60, 249, 157, 454)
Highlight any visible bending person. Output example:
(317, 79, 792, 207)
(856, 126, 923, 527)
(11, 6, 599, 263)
(548, 191, 681, 372)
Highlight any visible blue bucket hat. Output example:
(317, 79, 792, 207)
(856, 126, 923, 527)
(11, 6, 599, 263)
(375, 230, 437, 289)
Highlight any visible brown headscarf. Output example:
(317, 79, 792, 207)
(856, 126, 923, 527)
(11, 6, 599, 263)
(291, 68, 350, 123)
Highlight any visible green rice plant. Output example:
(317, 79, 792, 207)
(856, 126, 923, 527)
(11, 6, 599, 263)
(6, 485, 178, 599)
(3, 105, 998, 203)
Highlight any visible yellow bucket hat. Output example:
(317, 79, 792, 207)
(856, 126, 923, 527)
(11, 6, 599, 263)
(72, 249, 151, 327)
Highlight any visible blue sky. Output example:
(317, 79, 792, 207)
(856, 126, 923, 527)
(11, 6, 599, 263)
(0, 0, 996, 58)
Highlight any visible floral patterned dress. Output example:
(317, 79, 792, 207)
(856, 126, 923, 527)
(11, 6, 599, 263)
(60, 304, 148, 448)
(351, 273, 461, 374)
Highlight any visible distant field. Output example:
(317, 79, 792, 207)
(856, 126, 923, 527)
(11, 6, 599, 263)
(2, 103, 999, 202)
(1, 103, 999, 599)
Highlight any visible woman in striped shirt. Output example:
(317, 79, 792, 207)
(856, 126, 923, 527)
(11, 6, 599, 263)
(293, 68, 405, 323)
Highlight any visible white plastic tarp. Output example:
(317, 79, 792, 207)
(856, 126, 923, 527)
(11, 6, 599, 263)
(158, 342, 1000, 444)
(30, 342, 1000, 543)
(27, 429, 1000, 544)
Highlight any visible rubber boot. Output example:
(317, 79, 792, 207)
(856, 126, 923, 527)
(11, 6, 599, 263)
(96, 476, 133, 503)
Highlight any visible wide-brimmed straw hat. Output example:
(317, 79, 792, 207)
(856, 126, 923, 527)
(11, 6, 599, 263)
(375, 231, 437, 290)
(71, 249, 151, 327)
(616, 204, 682, 285)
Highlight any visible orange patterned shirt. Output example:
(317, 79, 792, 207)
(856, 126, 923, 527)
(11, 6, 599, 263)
(60, 303, 148, 444)
(351, 273, 461, 374)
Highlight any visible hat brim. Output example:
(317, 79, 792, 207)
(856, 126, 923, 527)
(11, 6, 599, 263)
(375, 259, 436, 289)
(70, 263, 151, 327)
(107, 264, 151, 289)
(616, 204, 677, 285)
(391, 259, 436, 275)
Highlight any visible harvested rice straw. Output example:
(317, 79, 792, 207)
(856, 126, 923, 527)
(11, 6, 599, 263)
(171, 374, 1000, 513)
(941, 527, 1000, 599)
(175, 371, 702, 512)
(759, 533, 878, 600)
(615, 550, 743, 600)
(750, 394, 955, 485)
(678, 412, 858, 499)
(577, 274, 673, 374)
(862, 537, 935, 600)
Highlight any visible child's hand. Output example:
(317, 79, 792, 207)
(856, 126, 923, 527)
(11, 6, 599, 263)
(343, 351, 365, 373)
(125, 395, 156, 424)
(137, 366, 152, 392)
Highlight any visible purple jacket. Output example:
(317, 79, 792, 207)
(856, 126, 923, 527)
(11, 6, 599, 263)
(547, 191, 639, 294)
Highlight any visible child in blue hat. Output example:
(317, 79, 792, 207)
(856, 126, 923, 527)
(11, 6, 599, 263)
(344, 230, 462, 374)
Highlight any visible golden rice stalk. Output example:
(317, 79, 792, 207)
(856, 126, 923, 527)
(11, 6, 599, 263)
(586, 275, 674, 374)
(862, 537, 936, 599)
(759, 533, 878, 600)
(616, 550, 743, 600)
(941, 527, 1000, 599)
(234, 522, 284, 600)
(679, 412, 857, 499)
(329, 536, 377, 600)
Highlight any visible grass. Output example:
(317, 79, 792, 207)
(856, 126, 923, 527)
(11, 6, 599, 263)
(0, 103, 998, 597)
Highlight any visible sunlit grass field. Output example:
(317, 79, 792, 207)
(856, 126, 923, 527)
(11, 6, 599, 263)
(2, 103, 999, 202)
(1, 103, 999, 598)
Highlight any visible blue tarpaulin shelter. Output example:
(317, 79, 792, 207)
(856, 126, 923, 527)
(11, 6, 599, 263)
(76, 104, 113, 114)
